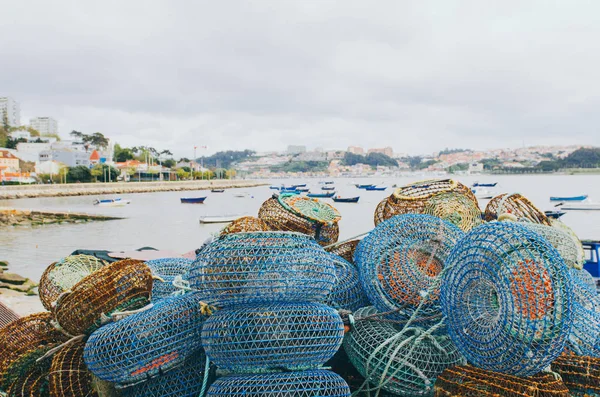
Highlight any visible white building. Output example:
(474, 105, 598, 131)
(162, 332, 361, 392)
(16, 142, 52, 163)
(30, 117, 58, 135)
(287, 145, 306, 155)
(0, 97, 21, 127)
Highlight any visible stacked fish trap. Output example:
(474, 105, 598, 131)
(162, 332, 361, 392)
(440, 222, 574, 376)
(344, 306, 465, 396)
(484, 193, 551, 225)
(145, 257, 193, 301)
(551, 354, 600, 396)
(374, 179, 480, 231)
(2, 347, 53, 397)
(325, 239, 359, 264)
(84, 293, 207, 387)
(220, 216, 270, 236)
(48, 339, 97, 397)
(566, 267, 600, 357)
(322, 252, 369, 312)
(258, 194, 341, 246)
(433, 365, 570, 396)
(195, 231, 350, 396)
(551, 219, 586, 269)
(39, 254, 107, 310)
(355, 214, 464, 322)
(523, 222, 585, 269)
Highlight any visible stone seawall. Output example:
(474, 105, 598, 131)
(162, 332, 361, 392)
(0, 180, 267, 199)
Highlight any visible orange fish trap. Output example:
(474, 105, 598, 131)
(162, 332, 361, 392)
(434, 365, 570, 396)
(2, 347, 53, 397)
(53, 259, 153, 336)
(325, 239, 359, 264)
(48, 339, 98, 397)
(551, 354, 600, 396)
(258, 194, 341, 246)
(484, 193, 551, 225)
(220, 216, 271, 236)
(374, 179, 479, 231)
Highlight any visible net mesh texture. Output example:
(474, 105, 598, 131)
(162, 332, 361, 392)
(551, 353, 600, 397)
(325, 239, 359, 264)
(145, 257, 193, 302)
(440, 221, 574, 376)
(567, 266, 600, 357)
(258, 195, 341, 246)
(343, 306, 465, 396)
(3, 347, 52, 397)
(49, 339, 98, 397)
(220, 216, 271, 235)
(484, 193, 551, 225)
(54, 259, 153, 336)
(356, 214, 464, 322)
(188, 232, 337, 307)
(83, 293, 207, 386)
(323, 253, 369, 312)
(201, 302, 344, 372)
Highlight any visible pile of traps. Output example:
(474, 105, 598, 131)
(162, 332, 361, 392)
(1, 179, 598, 396)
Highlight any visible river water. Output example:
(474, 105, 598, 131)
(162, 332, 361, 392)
(1, 174, 599, 280)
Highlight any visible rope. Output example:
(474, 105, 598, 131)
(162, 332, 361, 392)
(198, 355, 211, 397)
(36, 334, 85, 363)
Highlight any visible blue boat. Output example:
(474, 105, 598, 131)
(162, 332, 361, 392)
(307, 192, 335, 198)
(180, 197, 207, 204)
(324, 181, 334, 185)
(333, 196, 360, 203)
(365, 186, 387, 191)
(583, 240, 600, 279)
(269, 186, 281, 190)
(292, 184, 307, 188)
(356, 184, 374, 189)
(544, 210, 566, 219)
(281, 187, 298, 192)
(321, 186, 335, 191)
(296, 187, 310, 192)
(473, 182, 497, 187)
(550, 195, 588, 201)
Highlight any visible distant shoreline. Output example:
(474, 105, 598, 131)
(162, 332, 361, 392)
(0, 180, 268, 200)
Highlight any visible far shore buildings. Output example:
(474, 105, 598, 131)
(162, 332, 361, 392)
(29, 117, 58, 135)
(0, 97, 20, 127)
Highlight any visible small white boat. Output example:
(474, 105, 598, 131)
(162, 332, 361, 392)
(93, 198, 131, 207)
(199, 214, 245, 224)
(472, 188, 493, 200)
(561, 200, 600, 211)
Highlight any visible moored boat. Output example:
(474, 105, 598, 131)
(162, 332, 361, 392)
(296, 187, 310, 192)
(356, 184, 374, 189)
(550, 195, 588, 201)
(561, 201, 600, 211)
(199, 214, 245, 224)
(473, 182, 497, 187)
(472, 189, 493, 199)
(323, 181, 334, 184)
(93, 198, 131, 207)
(307, 191, 335, 198)
(582, 240, 600, 280)
(292, 184, 307, 188)
(234, 192, 249, 198)
(544, 210, 566, 219)
(180, 197, 207, 204)
(321, 186, 336, 191)
(365, 186, 387, 191)
(211, 189, 225, 193)
(332, 196, 360, 203)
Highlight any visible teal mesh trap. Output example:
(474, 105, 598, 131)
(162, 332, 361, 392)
(120, 351, 209, 397)
(201, 302, 344, 372)
(206, 370, 350, 397)
(83, 293, 207, 386)
(440, 222, 574, 376)
(323, 253, 369, 312)
(188, 232, 337, 307)
(145, 257, 193, 301)
(344, 306, 464, 396)
(355, 214, 464, 322)
(568, 267, 600, 357)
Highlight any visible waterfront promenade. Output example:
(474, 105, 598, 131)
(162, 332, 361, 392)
(0, 180, 267, 200)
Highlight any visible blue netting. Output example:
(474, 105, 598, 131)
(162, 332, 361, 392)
(568, 268, 600, 357)
(571, 267, 597, 292)
(145, 257, 193, 301)
(206, 370, 350, 397)
(355, 214, 464, 321)
(188, 232, 337, 307)
(83, 293, 207, 386)
(440, 222, 574, 376)
(344, 306, 465, 396)
(323, 252, 369, 312)
(201, 302, 344, 372)
(120, 351, 209, 397)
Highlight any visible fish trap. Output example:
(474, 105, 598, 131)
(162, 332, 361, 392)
(323, 253, 369, 312)
(48, 339, 97, 397)
(440, 222, 574, 376)
(0, 312, 68, 386)
(523, 222, 584, 269)
(145, 257, 193, 301)
(571, 267, 597, 292)
(54, 259, 153, 336)
(551, 219, 585, 269)
(551, 354, 600, 397)
(206, 369, 350, 397)
(433, 364, 570, 396)
(188, 232, 337, 307)
(258, 194, 341, 246)
(355, 214, 464, 321)
(120, 351, 208, 397)
(325, 239, 359, 264)
(83, 293, 207, 386)
(374, 179, 478, 228)
(567, 269, 600, 357)
(343, 306, 465, 396)
(484, 193, 551, 225)
(201, 302, 344, 372)
(220, 216, 271, 235)
(3, 347, 52, 397)
(39, 255, 107, 311)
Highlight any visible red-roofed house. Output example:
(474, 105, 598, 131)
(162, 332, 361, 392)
(0, 150, 20, 172)
(89, 150, 101, 165)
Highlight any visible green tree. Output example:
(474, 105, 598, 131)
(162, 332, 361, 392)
(176, 168, 189, 180)
(66, 166, 93, 183)
(198, 150, 254, 169)
(89, 132, 109, 150)
(562, 148, 600, 168)
(162, 159, 176, 168)
(91, 164, 104, 181)
(114, 143, 135, 162)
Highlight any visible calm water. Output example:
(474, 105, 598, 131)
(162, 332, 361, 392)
(1, 174, 599, 280)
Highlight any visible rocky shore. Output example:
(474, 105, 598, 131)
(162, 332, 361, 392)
(0, 208, 123, 227)
(0, 180, 266, 200)
(0, 260, 43, 316)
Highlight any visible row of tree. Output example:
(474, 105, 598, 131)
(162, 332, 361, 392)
(341, 152, 399, 167)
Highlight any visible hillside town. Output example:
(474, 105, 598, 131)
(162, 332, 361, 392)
(0, 96, 595, 183)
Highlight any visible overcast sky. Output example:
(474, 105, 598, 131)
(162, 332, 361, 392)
(1, 1, 599, 157)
